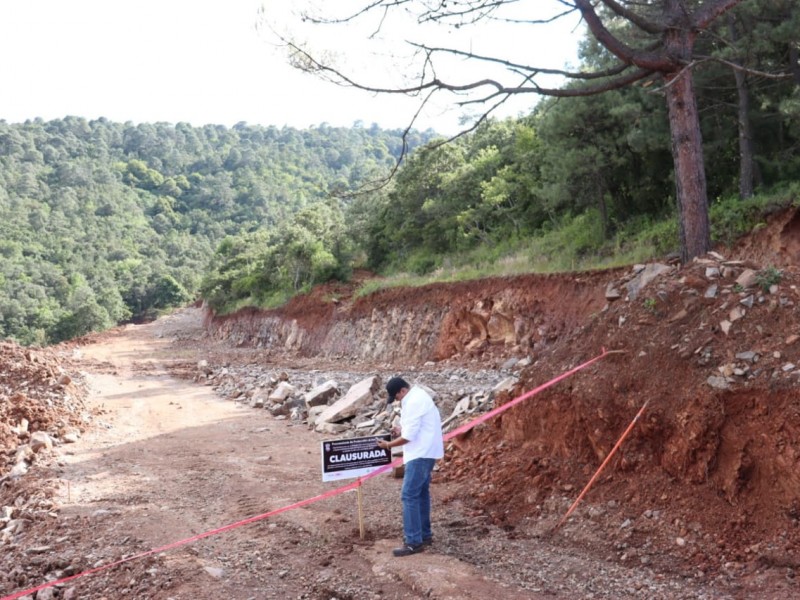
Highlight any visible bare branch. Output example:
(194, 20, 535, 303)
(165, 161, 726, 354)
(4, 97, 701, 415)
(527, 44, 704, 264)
(527, 67, 655, 97)
(482, 6, 578, 26)
(597, 0, 664, 34)
(693, 0, 745, 30)
(288, 34, 656, 103)
(336, 90, 515, 199)
(331, 87, 438, 198)
(418, 1, 508, 26)
(573, 0, 674, 72)
(697, 56, 795, 80)
(407, 41, 642, 81)
(299, 0, 411, 26)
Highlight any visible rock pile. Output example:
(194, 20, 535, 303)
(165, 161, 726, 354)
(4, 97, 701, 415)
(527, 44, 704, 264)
(1, 340, 92, 595)
(187, 359, 525, 439)
(602, 253, 800, 391)
(0, 341, 89, 480)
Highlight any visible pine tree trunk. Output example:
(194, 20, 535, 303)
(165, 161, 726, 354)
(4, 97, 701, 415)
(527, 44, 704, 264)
(728, 15, 760, 199)
(664, 71, 711, 263)
(732, 65, 759, 199)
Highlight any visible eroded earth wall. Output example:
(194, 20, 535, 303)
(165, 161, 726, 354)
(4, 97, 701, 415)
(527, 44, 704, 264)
(206, 271, 621, 364)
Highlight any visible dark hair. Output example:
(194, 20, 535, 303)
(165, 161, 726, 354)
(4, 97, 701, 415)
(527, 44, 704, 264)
(385, 377, 409, 403)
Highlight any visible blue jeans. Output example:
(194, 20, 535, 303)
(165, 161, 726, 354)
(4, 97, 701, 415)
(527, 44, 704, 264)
(401, 458, 435, 546)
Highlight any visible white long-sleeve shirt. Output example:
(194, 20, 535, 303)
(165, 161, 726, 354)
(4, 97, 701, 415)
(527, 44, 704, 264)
(399, 386, 444, 463)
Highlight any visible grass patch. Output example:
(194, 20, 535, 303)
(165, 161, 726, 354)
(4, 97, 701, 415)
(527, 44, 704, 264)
(223, 186, 796, 307)
(354, 186, 796, 299)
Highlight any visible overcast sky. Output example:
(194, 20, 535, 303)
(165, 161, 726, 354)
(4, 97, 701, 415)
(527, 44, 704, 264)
(0, 0, 584, 133)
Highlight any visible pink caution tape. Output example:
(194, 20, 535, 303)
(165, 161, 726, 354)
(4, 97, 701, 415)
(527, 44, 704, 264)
(442, 348, 613, 442)
(2, 348, 612, 600)
(1, 480, 367, 600)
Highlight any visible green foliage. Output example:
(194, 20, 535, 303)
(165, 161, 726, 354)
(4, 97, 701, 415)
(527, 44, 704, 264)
(200, 202, 355, 314)
(149, 275, 191, 309)
(3, 1, 799, 340)
(352, 186, 793, 298)
(755, 267, 783, 292)
(406, 251, 440, 276)
(710, 190, 795, 245)
(51, 283, 113, 341)
(533, 88, 672, 233)
(0, 117, 430, 342)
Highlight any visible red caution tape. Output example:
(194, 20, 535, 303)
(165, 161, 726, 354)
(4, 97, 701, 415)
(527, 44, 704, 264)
(2, 348, 613, 600)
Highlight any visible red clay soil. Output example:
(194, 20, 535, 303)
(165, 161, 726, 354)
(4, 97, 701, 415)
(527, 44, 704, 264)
(217, 207, 800, 578)
(208, 210, 800, 575)
(0, 342, 89, 462)
(443, 216, 800, 577)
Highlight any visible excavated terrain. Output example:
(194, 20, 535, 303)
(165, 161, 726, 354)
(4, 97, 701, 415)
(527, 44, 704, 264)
(3, 207, 800, 599)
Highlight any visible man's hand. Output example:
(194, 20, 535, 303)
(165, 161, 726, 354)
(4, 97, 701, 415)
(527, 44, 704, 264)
(376, 438, 390, 450)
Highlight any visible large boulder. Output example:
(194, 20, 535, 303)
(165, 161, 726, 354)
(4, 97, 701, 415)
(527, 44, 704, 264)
(268, 381, 295, 403)
(316, 376, 379, 425)
(304, 380, 339, 409)
(626, 263, 672, 300)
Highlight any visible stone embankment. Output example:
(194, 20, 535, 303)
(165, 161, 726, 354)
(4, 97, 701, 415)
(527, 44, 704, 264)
(205, 271, 622, 365)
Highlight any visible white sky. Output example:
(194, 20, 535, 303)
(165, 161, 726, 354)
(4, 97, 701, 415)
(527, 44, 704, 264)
(0, 0, 584, 134)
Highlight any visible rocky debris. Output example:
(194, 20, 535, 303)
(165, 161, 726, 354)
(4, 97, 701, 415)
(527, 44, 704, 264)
(207, 269, 617, 367)
(268, 381, 296, 403)
(625, 263, 674, 300)
(439, 249, 800, 598)
(316, 375, 379, 427)
(4, 244, 800, 599)
(0, 340, 90, 479)
(0, 341, 94, 597)
(304, 380, 339, 408)
(181, 355, 521, 443)
(598, 255, 800, 391)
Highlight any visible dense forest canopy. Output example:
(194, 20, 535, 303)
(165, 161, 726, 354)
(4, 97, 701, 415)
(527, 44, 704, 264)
(1, 0, 798, 345)
(0, 117, 433, 344)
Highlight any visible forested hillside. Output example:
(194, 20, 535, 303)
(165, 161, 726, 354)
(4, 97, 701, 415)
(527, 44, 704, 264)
(2, 1, 798, 345)
(204, 0, 799, 301)
(0, 117, 433, 344)
(353, 0, 800, 274)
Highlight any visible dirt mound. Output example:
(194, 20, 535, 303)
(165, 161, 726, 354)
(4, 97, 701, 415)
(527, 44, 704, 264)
(444, 252, 800, 572)
(0, 341, 89, 475)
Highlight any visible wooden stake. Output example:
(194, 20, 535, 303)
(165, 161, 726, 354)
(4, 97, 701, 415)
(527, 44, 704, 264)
(356, 478, 365, 539)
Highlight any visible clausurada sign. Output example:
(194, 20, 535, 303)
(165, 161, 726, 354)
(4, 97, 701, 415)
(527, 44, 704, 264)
(321, 434, 392, 482)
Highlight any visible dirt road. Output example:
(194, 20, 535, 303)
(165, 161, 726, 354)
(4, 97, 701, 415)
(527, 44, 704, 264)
(5, 308, 789, 599)
(26, 312, 541, 600)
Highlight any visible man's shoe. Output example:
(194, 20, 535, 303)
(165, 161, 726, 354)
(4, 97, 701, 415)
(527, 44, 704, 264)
(392, 543, 424, 557)
(421, 537, 433, 546)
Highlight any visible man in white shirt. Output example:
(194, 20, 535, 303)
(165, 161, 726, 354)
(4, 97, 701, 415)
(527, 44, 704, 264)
(377, 377, 444, 557)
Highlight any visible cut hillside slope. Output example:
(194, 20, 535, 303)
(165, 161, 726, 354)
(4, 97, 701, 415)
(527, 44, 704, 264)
(207, 268, 625, 366)
(205, 206, 800, 571)
(445, 254, 800, 569)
